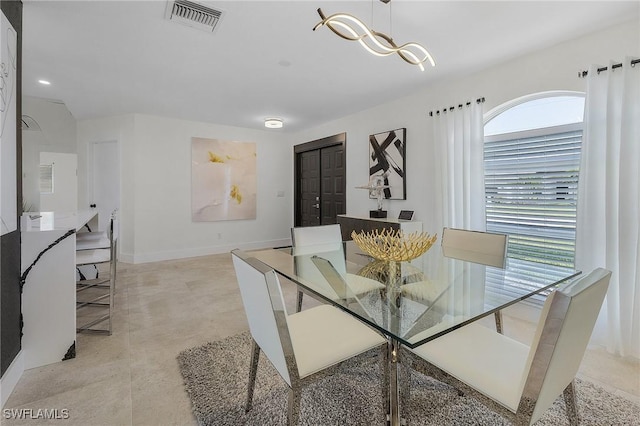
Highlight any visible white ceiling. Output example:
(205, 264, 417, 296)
(22, 0, 639, 132)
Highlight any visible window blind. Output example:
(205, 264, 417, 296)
(39, 164, 54, 194)
(484, 259, 578, 305)
(484, 129, 582, 268)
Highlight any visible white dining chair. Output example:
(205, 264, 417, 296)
(441, 227, 508, 333)
(441, 227, 508, 268)
(291, 224, 384, 312)
(404, 268, 611, 426)
(231, 249, 387, 425)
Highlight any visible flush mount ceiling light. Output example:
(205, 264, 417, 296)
(264, 118, 283, 129)
(312, 1, 435, 72)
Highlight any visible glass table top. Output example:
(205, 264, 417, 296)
(250, 241, 580, 349)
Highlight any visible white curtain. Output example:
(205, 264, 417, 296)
(432, 101, 486, 313)
(576, 57, 640, 358)
(433, 102, 485, 231)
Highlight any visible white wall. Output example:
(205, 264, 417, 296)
(291, 19, 640, 236)
(78, 114, 293, 263)
(22, 97, 77, 211)
(77, 114, 134, 255)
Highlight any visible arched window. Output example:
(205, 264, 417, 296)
(484, 92, 585, 268)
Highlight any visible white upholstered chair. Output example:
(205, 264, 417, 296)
(231, 249, 387, 425)
(401, 228, 508, 326)
(404, 268, 611, 426)
(441, 227, 508, 268)
(442, 227, 508, 333)
(291, 224, 384, 312)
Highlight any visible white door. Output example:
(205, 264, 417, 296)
(39, 152, 77, 212)
(89, 140, 120, 232)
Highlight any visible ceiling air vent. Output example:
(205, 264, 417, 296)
(165, 0, 224, 33)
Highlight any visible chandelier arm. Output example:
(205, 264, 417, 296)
(397, 50, 425, 71)
(312, 7, 327, 30)
(321, 13, 400, 54)
(372, 30, 397, 49)
(326, 21, 396, 58)
(397, 46, 425, 65)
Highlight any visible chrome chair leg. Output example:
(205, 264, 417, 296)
(296, 289, 303, 312)
(494, 310, 503, 334)
(246, 339, 261, 412)
(399, 351, 412, 423)
(563, 380, 580, 426)
(287, 386, 302, 426)
(379, 343, 390, 424)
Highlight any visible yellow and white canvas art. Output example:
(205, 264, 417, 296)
(191, 137, 256, 222)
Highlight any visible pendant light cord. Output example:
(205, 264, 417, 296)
(389, 1, 392, 39)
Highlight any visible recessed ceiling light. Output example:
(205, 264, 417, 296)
(264, 118, 283, 129)
(38, 80, 51, 85)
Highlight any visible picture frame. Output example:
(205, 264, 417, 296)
(398, 210, 414, 220)
(191, 137, 257, 222)
(369, 128, 406, 200)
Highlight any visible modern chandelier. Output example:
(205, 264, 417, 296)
(312, 3, 435, 72)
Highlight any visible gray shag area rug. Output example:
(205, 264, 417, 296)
(177, 332, 639, 425)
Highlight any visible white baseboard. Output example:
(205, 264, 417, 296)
(119, 238, 291, 264)
(1, 350, 24, 408)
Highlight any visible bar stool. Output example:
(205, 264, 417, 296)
(76, 210, 118, 335)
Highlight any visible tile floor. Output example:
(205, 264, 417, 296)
(3, 253, 639, 425)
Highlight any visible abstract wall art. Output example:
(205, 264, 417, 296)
(191, 137, 256, 222)
(369, 128, 406, 200)
(1, 11, 18, 235)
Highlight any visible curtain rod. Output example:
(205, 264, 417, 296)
(578, 58, 639, 78)
(429, 97, 485, 117)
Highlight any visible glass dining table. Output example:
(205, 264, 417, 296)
(250, 241, 580, 426)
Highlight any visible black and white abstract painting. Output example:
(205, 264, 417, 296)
(369, 128, 406, 200)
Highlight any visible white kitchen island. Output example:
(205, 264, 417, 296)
(20, 210, 98, 369)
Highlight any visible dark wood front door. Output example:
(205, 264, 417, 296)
(295, 133, 347, 227)
(300, 149, 320, 226)
(320, 145, 345, 225)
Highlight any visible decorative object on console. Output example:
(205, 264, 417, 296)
(398, 210, 414, 220)
(369, 209, 387, 219)
(351, 228, 437, 262)
(191, 137, 256, 222)
(312, 2, 435, 72)
(369, 128, 406, 204)
(356, 173, 389, 218)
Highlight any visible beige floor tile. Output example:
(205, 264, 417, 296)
(3, 372, 132, 426)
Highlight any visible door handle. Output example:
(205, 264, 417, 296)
(313, 204, 319, 209)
